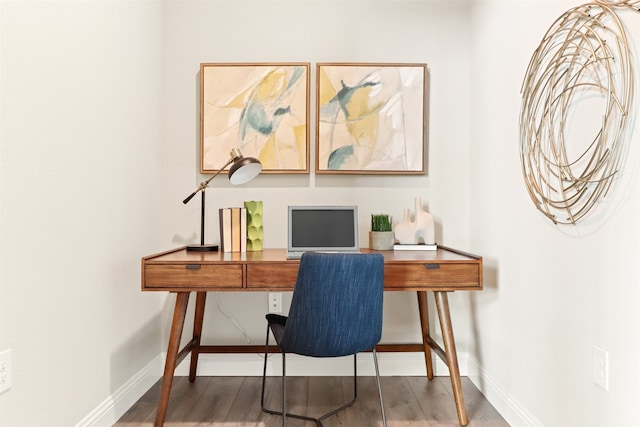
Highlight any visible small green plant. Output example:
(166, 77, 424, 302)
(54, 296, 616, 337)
(371, 214, 392, 232)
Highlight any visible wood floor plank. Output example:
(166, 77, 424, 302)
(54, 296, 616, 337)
(341, 376, 387, 427)
(407, 377, 461, 427)
(163, 376, 215, 425)
(112, 376, 509, 427)
(223, 377, 273, 427)
(180, 376, 244, 427)
(262, 375, 311, 424)
(307, 376, 348, 425)
(378, 376, 436, 427)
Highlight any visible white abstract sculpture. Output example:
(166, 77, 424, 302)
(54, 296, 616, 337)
(394, 197, 435, 245)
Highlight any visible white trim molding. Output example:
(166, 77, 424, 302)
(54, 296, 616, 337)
(74, 355, 163, 427)
(467, 356, 544, 427)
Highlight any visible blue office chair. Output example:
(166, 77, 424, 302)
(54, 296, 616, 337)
(260, 252, 387, 427)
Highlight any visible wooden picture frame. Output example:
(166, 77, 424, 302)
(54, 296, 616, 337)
(200, 63, 310, 174)
(316, 63, 427, 174)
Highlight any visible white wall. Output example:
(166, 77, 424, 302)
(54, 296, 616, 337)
(160, 0, 474, 357)
(469, 1, 640, 426)
(0, 1, 165, 426)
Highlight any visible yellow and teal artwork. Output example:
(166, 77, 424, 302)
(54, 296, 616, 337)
(316, 63, 427, 174)
(200, 63, 310, 174)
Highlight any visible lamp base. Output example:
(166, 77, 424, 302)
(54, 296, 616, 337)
(186, 244, 219, 252)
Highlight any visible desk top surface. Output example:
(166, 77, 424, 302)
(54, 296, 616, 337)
(142, 246, 482, 292)
(143, 246, 481, 264)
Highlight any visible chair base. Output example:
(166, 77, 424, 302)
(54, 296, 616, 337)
(261, 359, 358, 427)
(261, 325, 387, 427)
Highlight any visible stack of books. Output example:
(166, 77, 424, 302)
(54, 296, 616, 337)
(219, 207, 247, 252)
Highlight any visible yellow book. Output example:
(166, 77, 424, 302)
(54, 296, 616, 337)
(231, 207, 241, 252)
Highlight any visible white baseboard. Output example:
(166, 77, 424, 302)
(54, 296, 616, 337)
(172, 351, 467, 377)
(467, 356, 543, 427)
(74, 355, 163, 427)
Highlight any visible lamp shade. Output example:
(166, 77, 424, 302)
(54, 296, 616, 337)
(182, 148, 262, 252)
(229, 155, 263, 185)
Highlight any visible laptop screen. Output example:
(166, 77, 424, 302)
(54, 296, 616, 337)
(287, 206, 359, 256)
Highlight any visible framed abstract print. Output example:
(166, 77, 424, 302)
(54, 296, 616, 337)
(316, 63, 427, 174)
(200, 63, 310, 174)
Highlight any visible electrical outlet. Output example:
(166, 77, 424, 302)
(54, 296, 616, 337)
(0, 349, 12, 393)
(592, 346, 609, 391)
(268, 292, 282, 313)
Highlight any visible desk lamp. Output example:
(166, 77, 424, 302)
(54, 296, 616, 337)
(183, 148, 262, 252)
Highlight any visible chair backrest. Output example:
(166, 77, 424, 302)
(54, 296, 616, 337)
(278, 252, 384, 357)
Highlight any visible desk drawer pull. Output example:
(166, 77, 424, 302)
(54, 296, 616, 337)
(424, 263, 440, 269)
(186, 264, 201, 270)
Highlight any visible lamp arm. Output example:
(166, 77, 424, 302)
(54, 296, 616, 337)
(182, 157, 235, 204)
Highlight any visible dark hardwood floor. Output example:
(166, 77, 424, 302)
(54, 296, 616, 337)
(114, 376, 509, 426)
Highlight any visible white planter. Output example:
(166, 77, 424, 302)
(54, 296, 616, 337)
(369, 231, 395, 250)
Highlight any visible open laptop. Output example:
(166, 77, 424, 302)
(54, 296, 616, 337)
(286, 206, 360, 259)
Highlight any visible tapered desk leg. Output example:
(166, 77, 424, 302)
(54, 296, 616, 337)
(417, 291, 434, 379)
(155, 292, 190, 427)
(434, 291, 468, 426)
(189, 292, 207, 382)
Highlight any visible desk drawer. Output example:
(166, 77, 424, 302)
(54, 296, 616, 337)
(384, 263, 480, 290)
(144, 264, 243, 289)
(246, 264, 298, 289)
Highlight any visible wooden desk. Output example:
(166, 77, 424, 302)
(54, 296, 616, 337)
(142, 246, 482, 427)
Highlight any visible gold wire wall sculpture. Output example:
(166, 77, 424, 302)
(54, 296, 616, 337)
(519, 1, 636, 224)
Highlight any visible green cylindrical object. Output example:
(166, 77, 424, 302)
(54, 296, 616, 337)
(244, 200, 263, 251)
